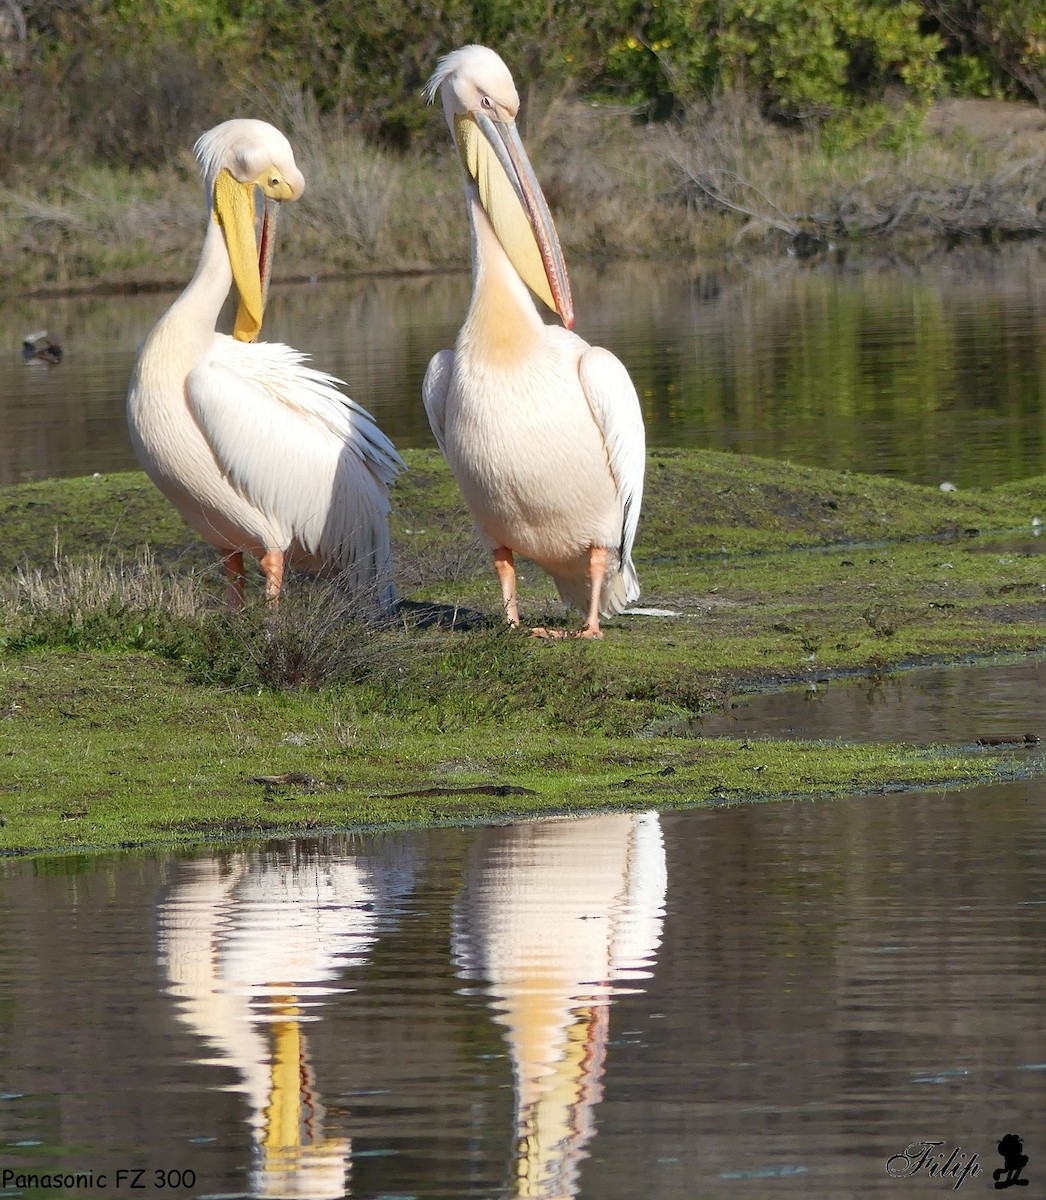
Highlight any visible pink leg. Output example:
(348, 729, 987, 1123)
(260, 549, 285, 604)
(576, 546, 608, 639)
(223, 550, 247, 612)
(493, 547, 520, 626)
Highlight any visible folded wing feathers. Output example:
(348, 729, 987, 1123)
(188, 337, 404, 578)
(421, 348, 455, 457)
(578, 346, 645, 602)
(232, 339, 405, 485)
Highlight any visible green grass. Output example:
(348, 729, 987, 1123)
(1, 447, 1044, 855)
(0, 650, 1014, 856)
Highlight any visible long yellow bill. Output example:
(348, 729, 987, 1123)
(456, 112, 574, 329)
(213, 169, 278, 343)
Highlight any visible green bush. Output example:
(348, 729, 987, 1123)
(927, 1, 1046, 104)
(597, 0, 943, 121)
(2, 0, 1043, 169)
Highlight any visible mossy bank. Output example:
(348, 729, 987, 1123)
(1, 447, 1044, 855)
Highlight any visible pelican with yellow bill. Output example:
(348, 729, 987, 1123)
(126, 119, 403, 610)
(423, 45, 645, 638)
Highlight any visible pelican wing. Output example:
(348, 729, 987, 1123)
(422, 348, 455, 457)
(578, 346, 645, 572)
(186, 336, 404, 561)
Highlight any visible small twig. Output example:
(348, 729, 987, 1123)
(375, 783, 538, 799)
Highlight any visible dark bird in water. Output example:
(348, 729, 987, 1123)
(22, 330, 62, 365)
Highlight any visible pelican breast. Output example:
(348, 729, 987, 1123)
(442, 327, 623, 566)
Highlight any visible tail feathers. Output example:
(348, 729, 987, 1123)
(552, 550, 640, 618)
(326, 527, 398, 614)
(607, 555, 641, 614)
(294, 508, 398, 614)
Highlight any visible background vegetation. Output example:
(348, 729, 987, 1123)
(1, 1, 1045, 291)
(3, 0, 1045, 162)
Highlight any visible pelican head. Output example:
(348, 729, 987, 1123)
(425, 45, 573, 328)
(194, 119, 306, 343)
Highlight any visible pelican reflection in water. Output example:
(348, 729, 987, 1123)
(453, 812, 667, 1197)
(156, 843, 416, 1199)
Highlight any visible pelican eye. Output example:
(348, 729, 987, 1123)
(480, 95, 494, 110)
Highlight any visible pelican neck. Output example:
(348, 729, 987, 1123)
(460, 194, 545, 365)
(167, 214, 234, 334)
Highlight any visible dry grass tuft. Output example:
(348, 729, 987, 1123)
(269, 88, 408, 266)
(3, 544, 208, 620)
(209, 574, 401, 690)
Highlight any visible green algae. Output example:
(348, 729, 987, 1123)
(1, 448, 1044, 855)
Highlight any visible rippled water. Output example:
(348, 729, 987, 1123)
(4, 248, 1046, 487)
(1, 791, 1043, 1198)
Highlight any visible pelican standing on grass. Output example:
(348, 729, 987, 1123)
(423, 45, 644, 638)
(127, 119, 403, 611)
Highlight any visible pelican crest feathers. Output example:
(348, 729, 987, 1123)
(192, 118, 300, 205)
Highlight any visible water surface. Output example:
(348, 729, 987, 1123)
(695, 655, 1046, 749)
(0, 791, 1042, 1198)
(4, 249, 1046, 488)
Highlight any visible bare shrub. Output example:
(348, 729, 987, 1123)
(659, 91, 1046, 249)
(205, 574, 406, 691)
(257, 86, 406, 265)
(658, 94, 809, 243)
(530, 98, 675, 258)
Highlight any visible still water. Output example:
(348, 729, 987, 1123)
(695, 655, 1046, 746)
(2, 254, 1045, 1197)
(1, 792, 1044, 1199)
(3, 248, 1046, 488)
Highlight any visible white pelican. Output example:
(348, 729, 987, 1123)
(423, 45, 645, 638)
(127, 118, 403, 611)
